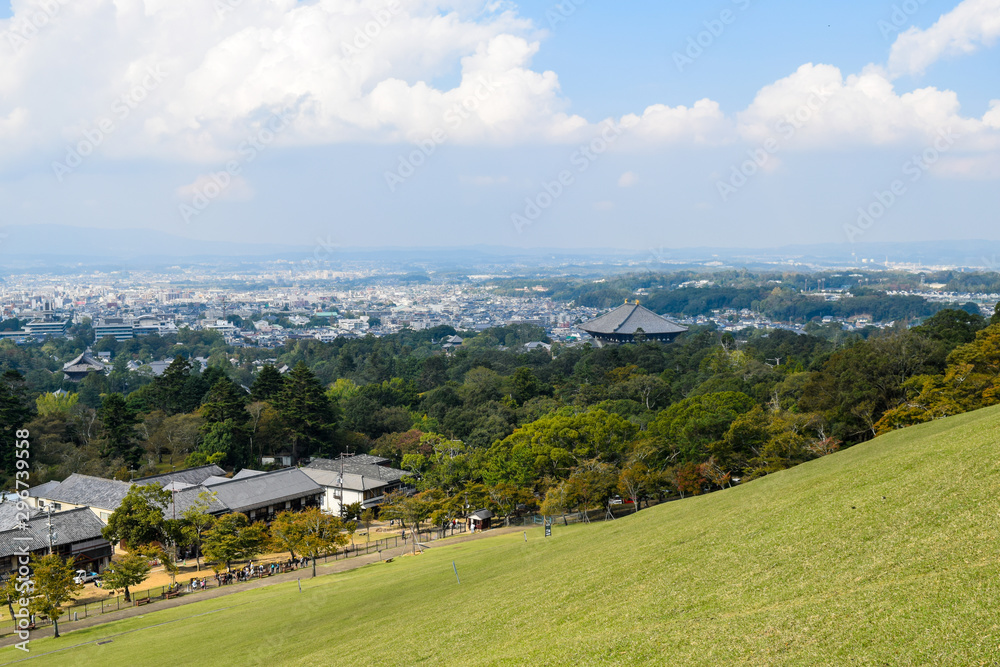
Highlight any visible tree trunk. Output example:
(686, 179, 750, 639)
(311, 557, 316, 578)
(124, 586, 131, 603)
(52, 617, 59, 638)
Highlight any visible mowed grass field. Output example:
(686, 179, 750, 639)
(6, 405, 1000, 666)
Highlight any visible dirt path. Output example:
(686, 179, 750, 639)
(0, 525, 526, 648)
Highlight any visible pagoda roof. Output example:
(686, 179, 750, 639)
(579, 302, 688, 336)
(62, 352, 106, 373)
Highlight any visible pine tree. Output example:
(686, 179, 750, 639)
(251, 364, 285, 402)
(154, 356, 193, 414)
(99, 393, 142, 466)
(272, 362, 336, 463)
(0, 370, 34, 477)
(201, 378, 249, 426)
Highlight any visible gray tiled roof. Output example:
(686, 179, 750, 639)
(301, 468, 391, 492)
(0, 502, 39, 532)
(232, 469, 267, 480)
(579, 303, 688, 336)
(62, 352, 106, 373)
(164, 469, 323, 517)
(164, 486, 230, 517)
(137, 465, 226, 487)
(0, 508, 108, 558)
(27, 480, 60, 498)
(307, 457, 406, 482)
(42, 474, 132, 511)
(210, 468, 323, 513)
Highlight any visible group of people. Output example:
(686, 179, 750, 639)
(185, 556, 314, 593)
(286, 556, 309, 569)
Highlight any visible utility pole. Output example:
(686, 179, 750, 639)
(337, 452, 345, 519)
(46, 505, 57, 555)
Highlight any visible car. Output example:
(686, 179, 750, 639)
(73, 570, 100, 585)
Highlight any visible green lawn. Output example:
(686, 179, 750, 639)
(6, 405, 1000, 665)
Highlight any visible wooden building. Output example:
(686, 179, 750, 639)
(578, 301, 688, 345)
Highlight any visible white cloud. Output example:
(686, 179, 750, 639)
(984, 100, 1000, 128)
(888, 0, 1000, 77)
(737, 63, 987, 149)
(0, 0, 995, 178)
(617, 99, 733, 146)
(618, 171, 638, 187)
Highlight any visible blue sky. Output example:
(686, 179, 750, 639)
(0, 0, 997, 253)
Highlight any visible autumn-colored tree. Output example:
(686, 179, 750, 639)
(618, 461, 649, 512)
(875, 324, 1000, 434)
(269, 510, 307, 559)
(28, 554, 82, 637)
(202, 513, 269, 571)
(670, 462, 707, 498)
(299, 508, 350, 577)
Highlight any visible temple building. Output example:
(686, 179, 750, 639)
(578, 301, 688, 345)
(62, 352, 107, 382)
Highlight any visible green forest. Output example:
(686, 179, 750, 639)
(3, 273, 1000, 519)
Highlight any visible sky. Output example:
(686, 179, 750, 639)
(0, 0, 997, 255)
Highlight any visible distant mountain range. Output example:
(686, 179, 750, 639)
(1, 224, 1000, 272)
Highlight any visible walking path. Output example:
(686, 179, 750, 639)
(0, 525, 525, 648)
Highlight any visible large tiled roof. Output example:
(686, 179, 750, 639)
(164, 468, 323, 517)
(301, 468, 391, 492)
(62, 352, 106, 373)
(42, 474, 132, 511)
(578, 303, 688, 336)
(27, 480, 60, 498)
(165, 486, 230, 517)
(0, 507, 108, 557)
(136, 465, 226, 487)
(232, 469, 267, 481)
(306, 456, 406, 482)
(209, 468, 323, 513)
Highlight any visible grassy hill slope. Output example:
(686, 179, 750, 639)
(9, 405, 1000, 666)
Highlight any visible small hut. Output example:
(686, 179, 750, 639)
(467, 509, 494, 532)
